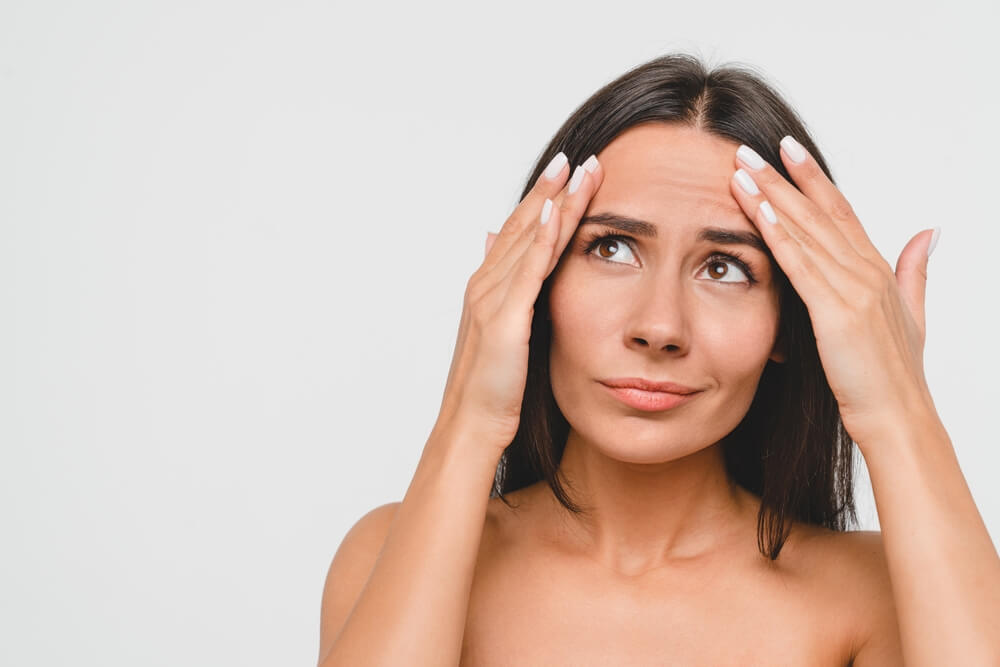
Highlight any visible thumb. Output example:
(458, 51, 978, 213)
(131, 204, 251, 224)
(894, 226, 940, 340)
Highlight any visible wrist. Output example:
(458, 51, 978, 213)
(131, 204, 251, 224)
(855, 408, 950, 462)
(432, 410, 514, 455)
(425, 417, 508, 476)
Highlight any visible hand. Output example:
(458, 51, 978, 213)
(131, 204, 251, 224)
(435, 152, 604, 454)
(729, 137, 940, 448)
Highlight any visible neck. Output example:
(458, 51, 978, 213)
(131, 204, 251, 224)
(549, 429, 754, 576)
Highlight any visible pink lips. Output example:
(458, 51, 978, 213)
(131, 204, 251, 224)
(599, 378, 701, 412)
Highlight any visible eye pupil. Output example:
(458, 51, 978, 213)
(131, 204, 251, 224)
(708, 261, 727, 279)
(599, 240, 618, 258)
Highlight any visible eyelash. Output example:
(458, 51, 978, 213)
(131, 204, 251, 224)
(580, 231, 759, 285)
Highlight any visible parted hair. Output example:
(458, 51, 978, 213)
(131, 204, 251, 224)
(489, 52, 860, 561)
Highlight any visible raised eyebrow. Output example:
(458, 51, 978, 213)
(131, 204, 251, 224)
(578, 213, 770, 257)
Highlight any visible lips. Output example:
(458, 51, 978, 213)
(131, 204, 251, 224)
(599, 377, 700, 395)
(600, 383, 701, 412)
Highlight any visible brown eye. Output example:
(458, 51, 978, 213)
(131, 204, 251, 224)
(699, 256, 753, 284)
(584, 234, 637, 266)
(597, 239, 619, 258)
(707, 260, 729, 280)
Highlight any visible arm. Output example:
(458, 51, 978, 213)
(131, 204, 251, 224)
(723, 136, 999, 665)
(318, 502, 400, 661)
(318, 420, 502, 666)
(854, 415, 1000, 666)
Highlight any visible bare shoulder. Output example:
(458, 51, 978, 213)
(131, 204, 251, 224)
(318, 502, 402, 662)
(806, 528, 904, 666)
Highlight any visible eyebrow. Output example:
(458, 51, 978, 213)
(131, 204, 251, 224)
(578, 212, 770, 257)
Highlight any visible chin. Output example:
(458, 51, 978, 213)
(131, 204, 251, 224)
(573, 417, 715, 465)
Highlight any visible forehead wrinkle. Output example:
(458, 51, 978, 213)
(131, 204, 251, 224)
(616, 166, 722, 193)
(605, 170, 741, 218)
(594, 134, 750, 230)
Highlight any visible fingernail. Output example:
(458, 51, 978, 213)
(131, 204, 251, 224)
(737, 145, 766, 171)
(540, 198, 553, 225)
(927, 226, 941, 259)
(583, 154, 599, 173)
(780, 136, 808, 164)
(543, 152, 568, 180)
(733, 168, 759, 195)
(568, 165, 585, 194)
(759, 200, 778, 224)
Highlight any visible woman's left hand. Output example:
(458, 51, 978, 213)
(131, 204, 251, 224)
(729, 137, 941, 449)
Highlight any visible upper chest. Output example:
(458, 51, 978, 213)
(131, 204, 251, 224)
(460, 503, 859, 666)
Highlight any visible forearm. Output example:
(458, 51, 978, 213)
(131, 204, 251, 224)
(322, 422, 502, 667)
(862, 417, 1000, 665)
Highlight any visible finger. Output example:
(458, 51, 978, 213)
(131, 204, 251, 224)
(735, 144, 862, 271)
(485, 232, 497, 258)
(501, 155, 603, 307)
(894, 228, 937, 343)
(731, 162, 861, 288)
(776, 136, 884, 267)
(547, 155, 603, 276)
(729, 172, 846, 314)
(488, 214, 545, 294)
(501, 196, 563, 319)
(483, 151, 568, 271)
(474, 197, 559, 324)
(486, 155, 602, 293)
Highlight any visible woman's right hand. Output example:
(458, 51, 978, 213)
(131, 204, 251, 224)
(433, 151, 604, 456)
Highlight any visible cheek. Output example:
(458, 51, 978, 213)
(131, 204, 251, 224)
(546, 270, 619, 402)
(698, 296, 781, 397)
(701, 313, 777, 374)
(547, 269, 624, 355)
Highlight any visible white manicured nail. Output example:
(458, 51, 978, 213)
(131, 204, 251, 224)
(737, 145, 766, 171)
(759, 200, 777, 224)
(927, 226, 941, 258)
(780, 136, 807, 164)
(543, 152, 568, 180)
(583, 154, 599, 173)
(568, 165, 585, 194)
(540, 198, 553, 225)
(734, 168, 759, 195)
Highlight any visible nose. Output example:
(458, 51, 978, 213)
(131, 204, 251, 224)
(623, 275, 689, 354)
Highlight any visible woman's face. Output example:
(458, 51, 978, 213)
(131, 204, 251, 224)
(547, 122, 784, 464)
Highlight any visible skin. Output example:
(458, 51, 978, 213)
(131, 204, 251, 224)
(322, 116, 994, 664)
(458, 123, 900, 664)
(544, 121, 784, 575)
(316, 121, 911, 666)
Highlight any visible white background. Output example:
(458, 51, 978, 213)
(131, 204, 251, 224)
(2, 1, 997, 665)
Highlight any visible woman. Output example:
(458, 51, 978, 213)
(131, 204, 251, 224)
(317, 54, 999, 665)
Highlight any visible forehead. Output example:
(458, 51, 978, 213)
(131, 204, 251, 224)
(588, 122, 749, 228)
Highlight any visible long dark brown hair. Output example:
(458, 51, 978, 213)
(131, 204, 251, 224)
(489, 53, 859, 561)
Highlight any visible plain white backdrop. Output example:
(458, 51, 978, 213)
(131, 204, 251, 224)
(2, 0, 998, 664)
